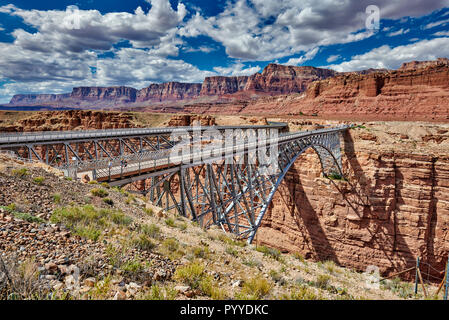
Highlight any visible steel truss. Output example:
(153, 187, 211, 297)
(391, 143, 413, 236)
(140, 129, 346, 243)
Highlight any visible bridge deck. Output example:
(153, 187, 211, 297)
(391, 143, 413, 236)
(0, 123, 288, 146)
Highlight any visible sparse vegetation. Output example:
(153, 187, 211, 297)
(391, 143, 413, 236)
(165, 218, 175, 227)
(102, 198, 114, 206)
(255, 245, 282, 261)
(12, 168, 29, 177)
(32, 176, 45, 185)
(52, 193, 61, 204)
(131, 234, 155, 251)
(235, 276, 272, 300)
(50, 205, 131, 241)
(90, 188, 109, 198)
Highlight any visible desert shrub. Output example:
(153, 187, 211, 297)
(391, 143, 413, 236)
(314, 274, 331, 289)
(13, 212, 44, 224)
(90, 188, 108, 198)
(174, 262, 206, 290)
(161, 238, 179, 252)
(100, 182, 110, 189)
(88, 180, 98, 185)
(255, 245, 281, 261)
(52, 193, 61, 204)
(121, 259, 144, 273)
(381, 277, 414, 299)
(64, 177, 73, 181)
(218, 234, 246, 247)
(0, 256, 47, 300)
(242, 259, 263, 268)
(141, 224, 161, 239)
(199, 275, 226, 300)
(280, 285, 319, 300)
(191, 246, 209, 259)
(165, 218, 175, 227)
(142, 285, 177, 300)
(235, 276, 272, 300)
(225, 246, 239, 257)
(12, 168, 29, 178)
(32, 176, 45, 185)
(131, 234, 155, 251)
(50, 205, 130, 241)
(327, 172, 345, 181)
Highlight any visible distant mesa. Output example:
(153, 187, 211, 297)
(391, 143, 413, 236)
(5, 58, 449, 122)
(7, 64, 340, 107)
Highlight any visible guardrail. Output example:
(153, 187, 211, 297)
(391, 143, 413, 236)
(0, 123, 288, 145)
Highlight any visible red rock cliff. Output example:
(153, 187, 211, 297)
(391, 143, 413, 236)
(137, 82, 202, 102)
(256, 123, 449, 281)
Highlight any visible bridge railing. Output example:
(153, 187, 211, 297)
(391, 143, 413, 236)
(0, 123, 288, 144)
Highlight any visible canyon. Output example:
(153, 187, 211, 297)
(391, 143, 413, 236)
(1, 110, 448, 282)
(5, 58, 449, 122)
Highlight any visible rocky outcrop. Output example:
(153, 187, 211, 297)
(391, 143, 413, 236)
(9, 93, 70, 105)
(244, 64, 337, 94)
(137, 82, 202, 102)
(167, 115, 216, 126)
(200, 76, 249, 96)
(256, 123, 449, 281)
(399, 58, 449, 70)
(240, 60, 449, 121)
(70, 86, 138, 103)
(0, 110, 139, 132)
(7, 64, 337, 107)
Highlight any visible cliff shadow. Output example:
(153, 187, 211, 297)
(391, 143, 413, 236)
(275, 163, 340, 264)
(340, 130, 417, 276)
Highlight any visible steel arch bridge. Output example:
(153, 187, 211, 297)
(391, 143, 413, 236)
(0, 124, 350, 243)
(147, 126, 348, 243)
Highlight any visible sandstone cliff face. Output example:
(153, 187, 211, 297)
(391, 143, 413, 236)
(0, 110, 139, 132)
(240, 62, 449, 121)
(9, 93, 70, 104)
(71, 86, 138, 103)
(7, 64, 337, 106)
(137, 82, 202, 102)
(200, 76, 249, 96)
(244, 64, 337, 94)
(256, 123, 449, 280)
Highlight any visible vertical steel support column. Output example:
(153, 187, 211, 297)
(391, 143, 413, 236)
(179, 169, 187, 217)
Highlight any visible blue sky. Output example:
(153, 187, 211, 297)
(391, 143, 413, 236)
(0, 0, 449, 103)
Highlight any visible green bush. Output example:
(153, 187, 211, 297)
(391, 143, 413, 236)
(52, 193, 61, 204)
(141, 224, 161, 239)
(131, 234, 155, 251)
(12, 212, 44, 224)
(33, 176, 45, 185)
(12, 168, 29, 177)
(90, 188, 109, 198)
(174, 262, 206, 289)
(165, 218, 175, 227)
(88, 180, 98, 185)
(235, 276, 272, 300)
